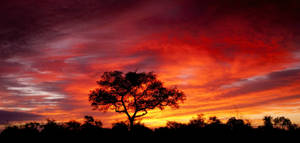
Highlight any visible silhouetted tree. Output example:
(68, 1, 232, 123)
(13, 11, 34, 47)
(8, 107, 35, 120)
(22, 122, 40, 137)
(0, 125, 22, 138)
(111, 121, 129, 138)
(166, 121, 187, 129)
(79, 116, 103, 138)
(226, 117, 251, 131)
(84, 116, 95, 124)
(65, 120, 81, 131)
(89, 71, 186, 130)
(82, 115, 102, 128)
(273, 116, 292, 130)
(132, 122, 153, 136)
(41, 119, 65, 137)
(263, 116, 273, 129)
(188, 114, 206, 128)
(112, 121, 129, 132)
(208, 116, 221, 125)
(1, 114, 300, 141)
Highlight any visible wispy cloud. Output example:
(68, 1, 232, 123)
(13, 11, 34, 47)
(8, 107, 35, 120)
(0, 0, 300, 126)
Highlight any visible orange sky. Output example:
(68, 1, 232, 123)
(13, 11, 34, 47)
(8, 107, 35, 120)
(0, 0, 300, 127)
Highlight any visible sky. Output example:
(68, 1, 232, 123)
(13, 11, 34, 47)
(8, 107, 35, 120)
(0, 0, 300, 127)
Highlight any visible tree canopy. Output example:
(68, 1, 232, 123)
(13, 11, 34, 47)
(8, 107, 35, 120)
(88, 71, 186, 130)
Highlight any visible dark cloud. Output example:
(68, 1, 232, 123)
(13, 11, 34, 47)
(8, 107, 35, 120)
(1, 0, 299, 60)
(218, 68, 300, 99)
(135, 0, 300, 35)
(0, 0, 141, 59)
(0, 0, 300, 125)
(0, 110, 42, 124)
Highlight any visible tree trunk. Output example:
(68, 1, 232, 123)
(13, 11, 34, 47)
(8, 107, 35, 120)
(129, 118, 134, 131)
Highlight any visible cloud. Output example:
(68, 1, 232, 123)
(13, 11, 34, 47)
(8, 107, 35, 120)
(0, 0, 300, 126)
(200, 94, 300, 113)
(0, 110, 42, 124)
(217, 68, 300, 99)
(0, 0, 142, 60)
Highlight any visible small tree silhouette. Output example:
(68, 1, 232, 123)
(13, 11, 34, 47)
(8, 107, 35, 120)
(82, 115, 103, 128)
(226, 117, 249, 130)
(89, 71, 186, 130)
(273, 116, 292, 130)
(263, 116, 273, 129)
(188, 114, 206, 128)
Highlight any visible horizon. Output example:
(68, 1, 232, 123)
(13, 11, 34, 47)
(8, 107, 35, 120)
(0, 113, 286, 132)
(1, 0, 300, 128)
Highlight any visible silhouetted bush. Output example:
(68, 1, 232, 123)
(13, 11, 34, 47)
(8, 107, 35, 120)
(1, 115, 300, 141)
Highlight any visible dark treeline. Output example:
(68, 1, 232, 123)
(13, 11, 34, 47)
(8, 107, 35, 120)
(1, 115, 299, 141)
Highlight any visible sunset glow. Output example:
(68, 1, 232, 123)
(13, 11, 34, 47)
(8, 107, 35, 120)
(1, 0, 300, 128)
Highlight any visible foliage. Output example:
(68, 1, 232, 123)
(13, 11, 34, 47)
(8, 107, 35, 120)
(1, 115, 300, 141)
(89, 71, 186, 130)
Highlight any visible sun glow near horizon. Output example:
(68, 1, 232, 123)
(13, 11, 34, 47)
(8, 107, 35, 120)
(0, 0, 300, 128)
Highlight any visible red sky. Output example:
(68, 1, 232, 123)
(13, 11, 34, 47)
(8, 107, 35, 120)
(0, 0, 300, 127)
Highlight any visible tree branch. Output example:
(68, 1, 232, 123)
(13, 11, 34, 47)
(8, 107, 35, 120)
(121, 96, 131, 120)
(135, 109, 148, 118)
(115, 108, 125, 113)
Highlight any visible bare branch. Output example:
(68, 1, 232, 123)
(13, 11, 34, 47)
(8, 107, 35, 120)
(135, 109, 148, 118)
